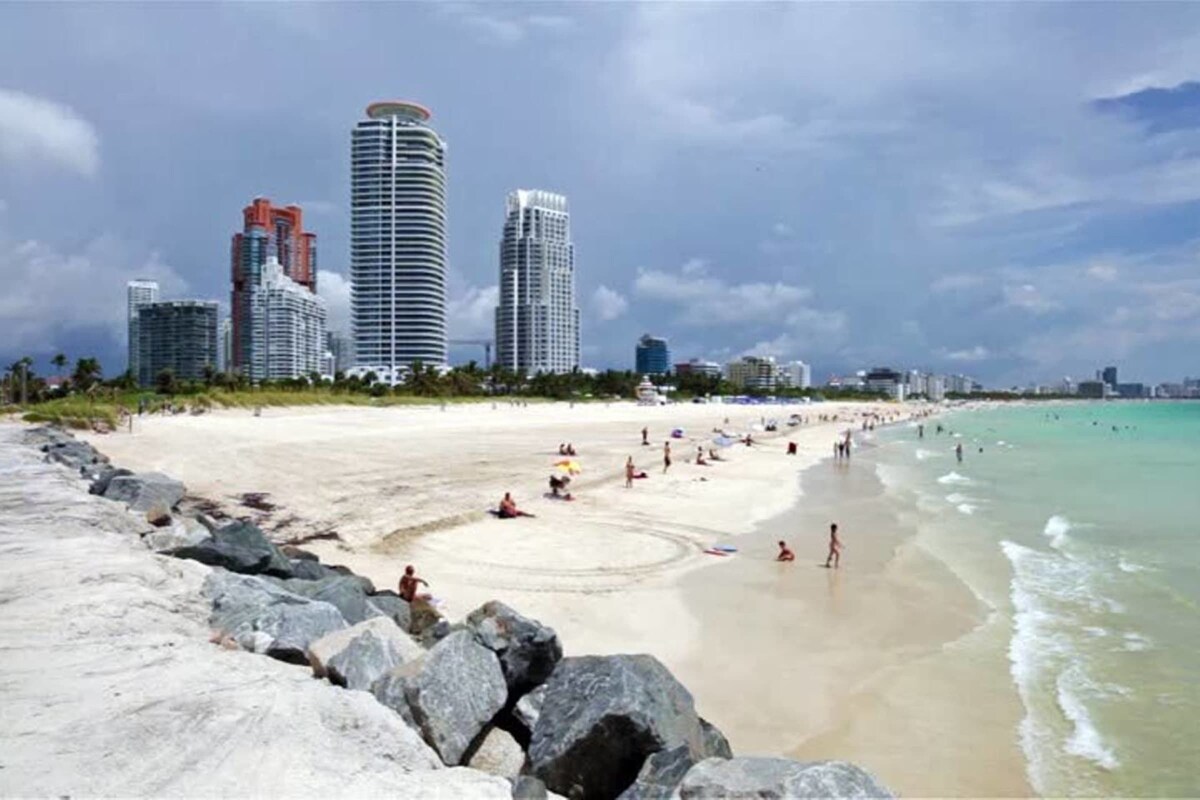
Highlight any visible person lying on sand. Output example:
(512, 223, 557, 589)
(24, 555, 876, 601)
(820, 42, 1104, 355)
(777, 541, 795, 562)
(498, 492, 535, 518)
(399, 564, 430, 602)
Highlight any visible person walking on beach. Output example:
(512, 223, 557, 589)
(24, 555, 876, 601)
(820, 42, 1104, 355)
(824, 523, 842, 569)
(776, 540, 795, 562)
(625, 456, 636, 488)
(399, 565, 430, 602)
(663, 441, 672, 473)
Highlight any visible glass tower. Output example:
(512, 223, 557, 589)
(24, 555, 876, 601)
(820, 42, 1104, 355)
(351, 100, 448, 373)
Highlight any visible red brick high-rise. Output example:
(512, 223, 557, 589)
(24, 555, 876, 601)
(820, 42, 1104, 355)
(230, 198, 317, 373)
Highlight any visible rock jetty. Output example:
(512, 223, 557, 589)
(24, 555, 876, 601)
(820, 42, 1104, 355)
(4, 424, 895, 800)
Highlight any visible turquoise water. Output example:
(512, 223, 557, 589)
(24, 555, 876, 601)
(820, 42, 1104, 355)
(874, 402, 1200, 797)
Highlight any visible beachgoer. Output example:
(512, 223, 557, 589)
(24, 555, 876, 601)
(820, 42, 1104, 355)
(625, 456, 635, 488)
(777, 540, 795, 562)
(787, 441, 798, 455)
(549, 475, 573, 500)
(641, 427, 649, 446)
(709, 447, 721, 462)
(558, 443, 567, 455)
(663, 441, 672, 473)
(955, 443, 963, 463)
(566, 443, 577, 456)
(499, 491, 533, 518)
(824, 523, 842, 569)
(696, 446, 708, 466)
(398, 564, 429, 602)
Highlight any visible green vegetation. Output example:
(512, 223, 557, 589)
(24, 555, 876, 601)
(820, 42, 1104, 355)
(3, 352, 909, 430)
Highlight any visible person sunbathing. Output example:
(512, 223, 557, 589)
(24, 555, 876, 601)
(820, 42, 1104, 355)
(498, 492, 534, 518)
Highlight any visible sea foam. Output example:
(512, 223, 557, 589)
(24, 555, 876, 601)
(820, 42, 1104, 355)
(1043, 515, 1072, 550)
(937, 471, 973, 486)
(1057, 666, 1120, 770)
(957, 503, 977, 516)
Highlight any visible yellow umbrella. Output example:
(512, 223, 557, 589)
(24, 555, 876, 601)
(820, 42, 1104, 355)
(554, 460, 582, 474)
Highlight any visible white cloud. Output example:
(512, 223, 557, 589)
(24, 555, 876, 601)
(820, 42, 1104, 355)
(591, 285, 628, 321)
(0, 233, 187, 354)
(446, 284, 498, 339)
(437, 5, 575, 45)
(634, 259, 813, 324)
(0, 88, 100, 176)
(1002, 283, 1060, 314)
(317, 270, 351, 335)
(1085, 263, 1119, 282)
(941, 345, 991, 363)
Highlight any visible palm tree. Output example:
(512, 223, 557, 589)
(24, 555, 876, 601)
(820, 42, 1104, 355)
(72, 357, 103, 392)
(52, 353, 67, 375)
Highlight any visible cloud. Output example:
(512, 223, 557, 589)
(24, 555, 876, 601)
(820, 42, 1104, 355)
(0, 88, 99, 176)
(317, 270, 351, 335)
(1002, 283, 1060, 314)
(591, 285, 628, 321)
(634, 259, 813, 324)
(437, 5, 575, 45)
(1085, 263, 1119, 282)
(0, 233, 187, 356)
(930, 273, 988, 293)
(941, 345, 991, 363)
(446, 284, 499, 339)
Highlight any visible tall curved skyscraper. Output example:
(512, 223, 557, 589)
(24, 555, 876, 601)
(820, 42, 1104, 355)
(351, 100, 447, 373)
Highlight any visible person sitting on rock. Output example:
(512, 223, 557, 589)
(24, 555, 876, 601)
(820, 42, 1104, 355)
(399, 565, 430, 602)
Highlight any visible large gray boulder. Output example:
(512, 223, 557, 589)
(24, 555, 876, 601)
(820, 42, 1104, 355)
(203, 571, 347, 664)
(173, 520, 294, 577)
(88, 465, 132, 496)
(619, 745, 696, 800)
(143, 515, 211, 553)
(699, 718, 732, 759)
(465, 726, 525, 781)
(371, 630, 507, 765)
(514, 684, 547, 736)
(103, 471, 185, 513)
(287, 558, 336, 581)
(308, 617, 423, 691)
(465, 601, 562, 695)
(274, 575, 380, 624)
(45, 439, 106, 471)
(529, 654, 707, 800)
(674, 757, 893, 799)
(366, 592, 412, 632)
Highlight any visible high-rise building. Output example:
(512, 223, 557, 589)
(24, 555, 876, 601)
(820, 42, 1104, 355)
(780, 360, 812, 389)
(1102, 366, 1118, 390)
(725, 356, 777, 391)
(249, 257, 327, 381)
(351, 100, 448, 374)
(495, 189, 579, 375)
(635, 334, 670, 375)
(127, 279, 160, 378)
(231, 198, 317, 376)
(137, 301, 219, 387)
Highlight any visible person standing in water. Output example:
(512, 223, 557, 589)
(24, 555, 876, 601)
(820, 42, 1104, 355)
(824, 523, 842, 569)
(955, 442, 963, 463)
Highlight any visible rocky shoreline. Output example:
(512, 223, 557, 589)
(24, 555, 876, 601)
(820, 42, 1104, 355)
(22, 425, 894, 800)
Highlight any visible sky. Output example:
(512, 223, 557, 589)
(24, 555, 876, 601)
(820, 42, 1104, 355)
(2, 2, 1200, 387)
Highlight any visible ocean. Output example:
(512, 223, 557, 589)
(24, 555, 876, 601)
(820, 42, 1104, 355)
(870, 401, 1200, 796)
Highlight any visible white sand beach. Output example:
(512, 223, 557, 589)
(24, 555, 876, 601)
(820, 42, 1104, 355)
(80, 399, 1030, 796)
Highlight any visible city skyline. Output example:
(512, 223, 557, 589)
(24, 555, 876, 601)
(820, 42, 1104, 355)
(3, 5, 1200, 385)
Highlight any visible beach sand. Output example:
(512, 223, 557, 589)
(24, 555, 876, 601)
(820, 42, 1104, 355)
(81, 400, 1029, 796)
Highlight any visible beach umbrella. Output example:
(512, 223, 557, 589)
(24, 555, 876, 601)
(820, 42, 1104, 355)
(554, 460, 582, 474)
(713, 435, 736, 448)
